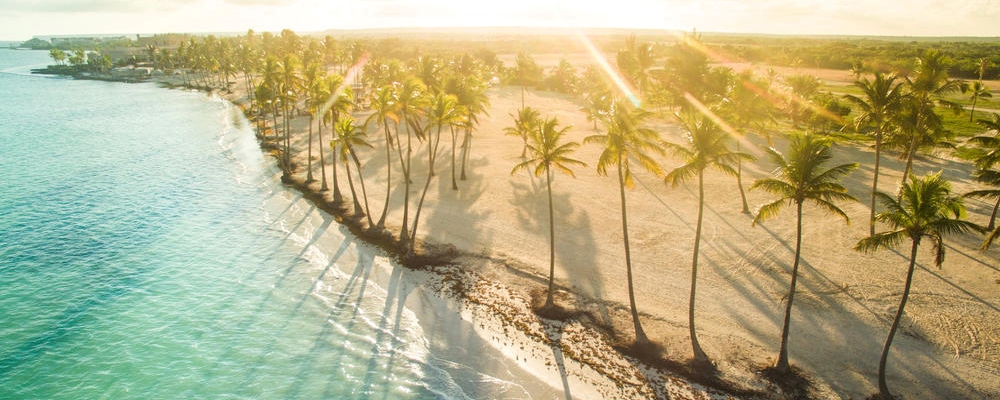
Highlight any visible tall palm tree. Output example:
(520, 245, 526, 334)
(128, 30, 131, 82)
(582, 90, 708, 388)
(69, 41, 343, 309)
(303, 62, 325, 183)
(751, 133, 857, 374)
(665, 113, 751, 364)
(900, 50, 964, 185)
(446, 76, 490, 184)
(279, 54, 301, 177)
(323, 73, 354, 202)
(505, 106, 541, 158)
(395, 77, 430, 247)
(410, 93, 462, 254)
(333, 117, 374, 227)
(854, 172, 979, 399)
(844, 72, 905, 236)
(512, 116, 585, 309)
(584, 98, 665, 346)
(364, 85, 400, 230)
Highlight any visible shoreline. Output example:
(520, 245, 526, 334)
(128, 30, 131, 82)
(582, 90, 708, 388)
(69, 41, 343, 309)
(181, 80, 743, 398)
(187, 80, 731, 398)
(155, 71, 999, 399)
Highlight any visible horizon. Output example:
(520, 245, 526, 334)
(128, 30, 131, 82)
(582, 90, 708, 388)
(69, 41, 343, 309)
(2, 0, 998, 42)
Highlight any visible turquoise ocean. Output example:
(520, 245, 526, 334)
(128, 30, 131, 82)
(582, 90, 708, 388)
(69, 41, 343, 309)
(0, 49, 552, 399)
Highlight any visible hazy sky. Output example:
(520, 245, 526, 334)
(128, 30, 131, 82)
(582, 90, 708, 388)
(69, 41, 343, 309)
(1, 0, 997, 40)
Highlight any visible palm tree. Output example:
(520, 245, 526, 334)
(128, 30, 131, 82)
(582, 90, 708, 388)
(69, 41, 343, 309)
(395, 77, 430, 247)
(584, 98, 665, 346)
(968, 81, 993, 122)
(512, 116, 585, 310)
(665, 113, 751, 364)
(323, 73, 354, 202)
(505, 106, 541, 158)
(364, 85, 400, 230)
(854, 173, 980, 399)
(580, 91, 611, 131)
(969, 58, 991, 122)
(446, 76, 490, 184)
(410, 93, 463, 254)
(333, 117, 374, 227)
(964, 114, 1000, 231)
(721, 69, 775, 214)
(751, 133, 857, 374)
(900, 50, 964, 185)
(303, 62, 325, 183)
(844, 72, 905, 236)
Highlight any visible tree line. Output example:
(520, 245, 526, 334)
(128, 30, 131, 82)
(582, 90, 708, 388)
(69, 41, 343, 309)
(143, 29, 998, 399)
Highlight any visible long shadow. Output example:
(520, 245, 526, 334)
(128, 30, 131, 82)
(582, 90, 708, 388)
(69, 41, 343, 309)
(236, 226, 354, 389)
(508, 177, 606, 326)
(545, 323, 574, 400)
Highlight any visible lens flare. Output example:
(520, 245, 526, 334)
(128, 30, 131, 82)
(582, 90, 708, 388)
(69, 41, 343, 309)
(574, 31, 641, 107)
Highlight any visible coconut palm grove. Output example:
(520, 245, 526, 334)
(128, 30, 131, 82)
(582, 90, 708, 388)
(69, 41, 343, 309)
(17, 28, 1000, 398)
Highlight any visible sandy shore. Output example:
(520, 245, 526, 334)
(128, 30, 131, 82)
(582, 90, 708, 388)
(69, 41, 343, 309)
(168, 68, 1000, 399)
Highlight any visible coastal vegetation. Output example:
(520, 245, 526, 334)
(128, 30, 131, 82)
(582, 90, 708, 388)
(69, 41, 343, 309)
(36, 28, 1000, 398)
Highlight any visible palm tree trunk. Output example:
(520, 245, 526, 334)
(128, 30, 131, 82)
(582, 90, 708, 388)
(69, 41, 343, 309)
(351, 150, 374, 228)
(970, 94, 979, 122)
(318, 120, 329, 191)
(331, 141, 343, 203)
(776, 202, 804, 373)
(735, 140, 750, 214)
(410, 127, 441, 254)
(460, 127, 472, 180)
(901, 133, 919, 188)
(545, 168, 556, 308)
(344, 153, 362, 216)
(988, 196, 1000, 232)
(375, 124, 393, 229)
(870, 131, 882, 236)
(878, 239, 920, 399)
(618, 159, 648, 345)
(400, 113, 412, 246)
(306, 115, 315, 182)
(689, 171, 709, 362)
(451, 127, 459, 190)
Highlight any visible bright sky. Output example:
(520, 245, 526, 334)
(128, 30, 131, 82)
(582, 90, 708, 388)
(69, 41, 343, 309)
(1, 0, 997, 41)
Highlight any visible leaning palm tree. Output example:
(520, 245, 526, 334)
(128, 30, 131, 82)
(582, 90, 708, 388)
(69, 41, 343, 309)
(505, 106, 541, 158)
(395, 77, 430, 247)
(665, 113, 752, 365)
(512, 116, 585, 310)
(844, 72, 905, 236)
(364, 84, 400, 230)
(584, 98, 664, 346)
(409, 93, 463, 254)
(751, 133, 858, 374)
(333, 117, 374, 227)
(854, 172, 980, 399)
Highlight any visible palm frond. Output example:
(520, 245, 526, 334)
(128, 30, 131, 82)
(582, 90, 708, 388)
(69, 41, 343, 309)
(854, 229, 908, 253)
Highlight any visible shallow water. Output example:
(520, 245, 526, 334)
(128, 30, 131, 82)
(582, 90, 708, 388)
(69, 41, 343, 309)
(0, 49, 552, 399)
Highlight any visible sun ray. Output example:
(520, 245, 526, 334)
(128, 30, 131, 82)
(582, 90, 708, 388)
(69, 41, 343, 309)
(573, 31, 641, 107)
(318, 53, 370, 118)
